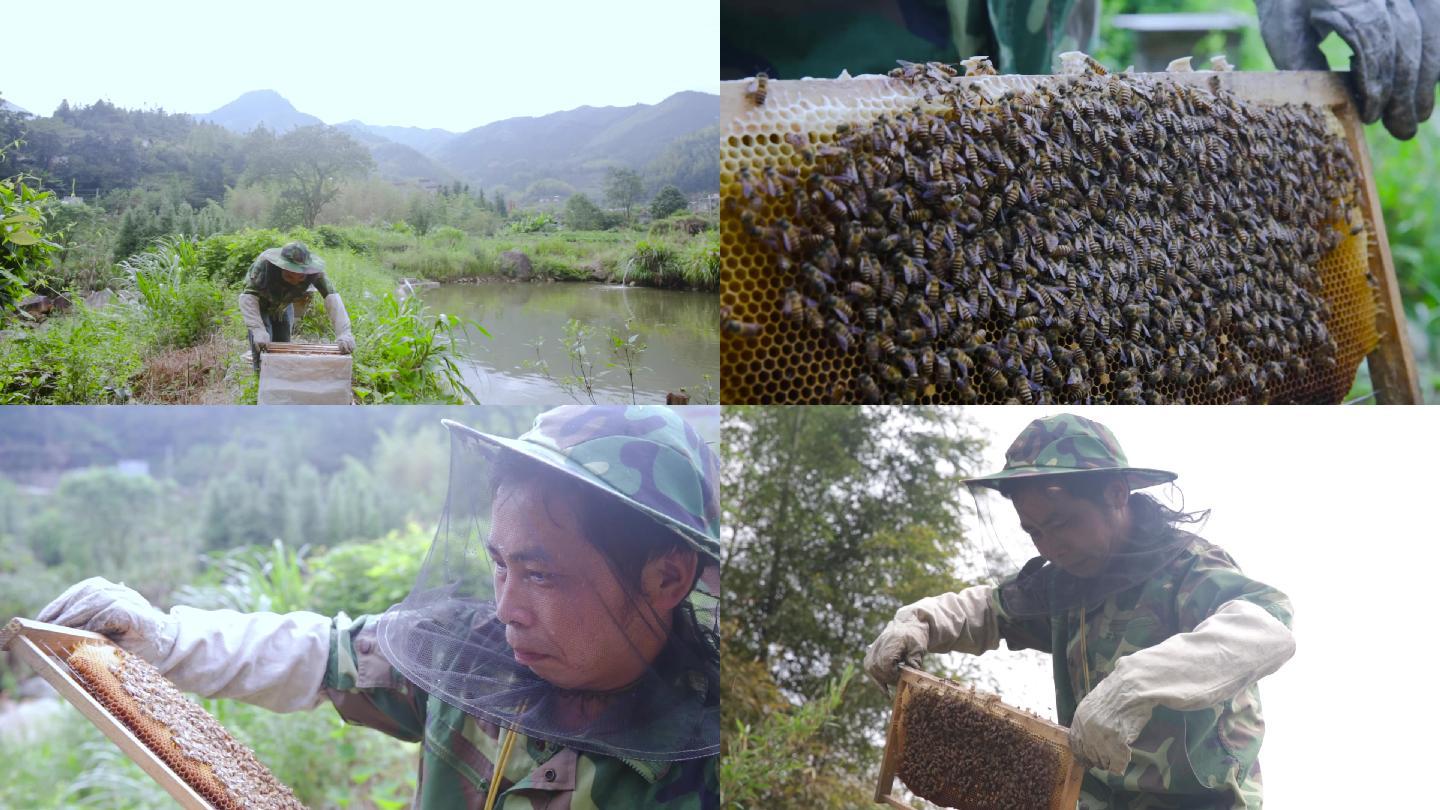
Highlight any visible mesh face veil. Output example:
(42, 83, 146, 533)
(375, 406, 720, 762)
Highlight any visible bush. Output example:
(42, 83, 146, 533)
(0, 162, 60, 312)
(119, 237, 226, 350)
(564, 193, 609, 231)
(195, 228, 284, 285)
(0, 300, 146, 403)
(650, 185, 689, 219)
(353, 291, 485, 404)
(307, 524, 433, 617)
(625, 239, 684, 288)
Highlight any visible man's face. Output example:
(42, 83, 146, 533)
(280, 268, 307, 286)
(488, 482, 663, 691)
(1010, 480, 1126, 578)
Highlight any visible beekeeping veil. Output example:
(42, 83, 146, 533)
(375, 405, 721, 761)
(965, 413, 1193, 619)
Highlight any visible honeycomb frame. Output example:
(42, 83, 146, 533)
(720, 70, 1419, 404)
(875, 666, 1084, 810)
(1, 618, 304, 810)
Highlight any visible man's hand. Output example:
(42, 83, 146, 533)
(37, 577, 177, 663)
(1259, 0, 1440, 139)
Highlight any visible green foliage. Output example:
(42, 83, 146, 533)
(624, 238, 693, 288)
(721, 659, 861, 810)
(682, 231, 720, 291)
(24, 468, 197, 600)
(604, 319, 650, 404)
(643, 124, 721, 195)
(604, 166, 644, 223)
(195, 227, 285, 285)
(1368, 112, 1440, 401)
(307, 523, 433, 617)
(119, 236, 225, 349)
(0, 300, 146, 403)
(0, 152, 60, 311)
(353, 291, 485, 404)
(507, 211, 557, 234)
(564, 192, 611, 231)
(649, 185, 689, 219)
(722, 407, 985, 763)
(246, 125, 374, 228)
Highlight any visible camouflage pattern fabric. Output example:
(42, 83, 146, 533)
(457, 405, 722, 564)
(990, 535, 1293, 809)
(242, 257, 332, 320)
(720, 0, 1098, 79)
(324, 614, 718, 809)
(964, 413, 1177, 490)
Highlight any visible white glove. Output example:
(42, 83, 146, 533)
(864, 585, 1000, 690)
(37, 577, 332, 713)
(324, 293, 355, 354)
(238, 293, 270, 350)
(1069, 599, 1296, 774)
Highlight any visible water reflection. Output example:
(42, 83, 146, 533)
(419, 283, 720, 405)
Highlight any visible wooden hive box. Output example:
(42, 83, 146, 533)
(257, 342, 353, 405)
(720, 69, 1419, 405)
(876, 667, 1084, 810)
(0, 617, 306, 810)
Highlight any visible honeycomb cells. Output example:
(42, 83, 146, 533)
(721, 69, 1380, 404)
(898, 685, 1065, 810)
(67, 642, 304, 810)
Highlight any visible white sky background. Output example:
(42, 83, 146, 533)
(940, 406, 1439, 807)
(5, 0, 718, 131)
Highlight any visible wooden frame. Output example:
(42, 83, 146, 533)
(721, 70, 1421, 404)
(260, 342, 345, 355)
(1, 617, 216, 810)
(874, 667, 1084, 810)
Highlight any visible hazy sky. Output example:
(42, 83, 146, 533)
(5, 0, 718, 131)
(936, 406, 1437, 807)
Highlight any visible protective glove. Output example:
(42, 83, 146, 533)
(1258, 0, 1440, 139)
(1069, 599, 1296, 774)
(37, 577, 332, 713)
(238, 292, 271, 350)
(324, 292, 355, 354)
(864, 585, 1000, 690)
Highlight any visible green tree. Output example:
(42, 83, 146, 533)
(603, 166, 643, 223)
(246, 125, 373, 228)
(722, 406, 986, 765)
(649, 184, 689, 219)
(563, 192, 608, 230)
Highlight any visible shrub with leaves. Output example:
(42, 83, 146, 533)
(1, 154, 59, 312)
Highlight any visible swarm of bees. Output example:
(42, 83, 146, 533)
(725, 60, 1366, 404)
(898, 685, 1062, 809)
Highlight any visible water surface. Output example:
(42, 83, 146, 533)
(419, 283, 720, 405)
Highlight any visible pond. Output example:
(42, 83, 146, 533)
(418, 283, 720, 405)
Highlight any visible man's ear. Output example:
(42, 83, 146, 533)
(1104, 477, 1130, 510)
(641, 547, 699, 613)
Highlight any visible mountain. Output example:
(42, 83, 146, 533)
(431, 91, 718, 196)
(1, 99, 29, 116)
(196, 89, 322, 134)
(336, 120, 456, 154)
(335, 124, 455, 184)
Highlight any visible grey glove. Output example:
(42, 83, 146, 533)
(323, 292, 355, 354)
(38, 576, 178, 663)
(1069, 599, 1296, 774)
(38, 577, 333, 713)
(238, 292, 271, 350)
(1259, 0, 1440, 139)
(863, 585, 1000, 690)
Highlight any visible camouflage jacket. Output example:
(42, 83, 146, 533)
(720, 0, 1098, 79)
(242, 257, 333, 318)
(991, 535, 1293, 810)
(323, 614, 718, 810)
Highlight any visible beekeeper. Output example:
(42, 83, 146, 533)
(39, 405, 721, 809)
(864, 414, 1295, 810)
(722, 0, 1438, 139)
(238, 241, 355, 370)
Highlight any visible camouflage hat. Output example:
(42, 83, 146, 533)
(260, 241, 325, 275)
(441, 406, 721, 564)
(964, 414, 1175, 490)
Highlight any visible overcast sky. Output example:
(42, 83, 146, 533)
(938, 406, 1438, 807)
(5, 0, 718, 132)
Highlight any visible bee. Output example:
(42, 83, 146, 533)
(856, 373, 882, 403)
(745, 72, 769, 106)
(722, 318, 762, 338)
